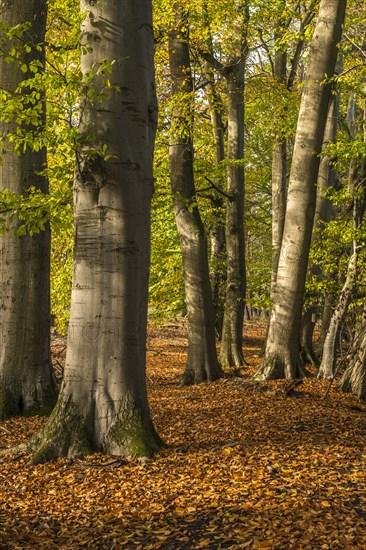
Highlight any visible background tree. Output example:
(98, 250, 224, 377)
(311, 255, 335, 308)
(168, 4, 222, 385)
(0, 0, 57, 420)
(256, 0, 347, 380)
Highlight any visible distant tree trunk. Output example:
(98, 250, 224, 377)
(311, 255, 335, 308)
(301, 87, 340, 365)
(202, 2, 226, 339)
(31, 0, 163, 462)
(339, 328, 366, 400)
(271, 19, 287, 292)
(168, 5, 222, 385)
(317, 249, 357, 378)
(219, 2, 249, 368)
(0, 0, 57, 420)
(317, 293, 334, 352)
(318, 158, 366, 379)
(255, 0, 347, 380)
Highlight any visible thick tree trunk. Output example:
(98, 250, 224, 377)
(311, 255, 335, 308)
(168, 6, 222, 385)
(219, 2, 248, 368)
(256, 0, 347, 380)
(0, 0, 57, 420)
(31, 0, 163, 462)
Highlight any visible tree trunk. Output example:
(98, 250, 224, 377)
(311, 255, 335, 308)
(318, 157, 365, 378)
(256, 0, 347, 380)
(301, 85, 340, 365)
(0, 0, 57, 420)
(339, 328, 366, 400)
(219, 2, 249, 368)
(202, 1, 226, 339)
(206, 78, 226, 339)
(168, 6, 222, 385)
(317, 293, 333, 352)
(271, 17, 287, 292)
(31, 0, 163, 462)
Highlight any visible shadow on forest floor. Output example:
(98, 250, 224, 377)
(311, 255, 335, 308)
(0, 321, 365, 548)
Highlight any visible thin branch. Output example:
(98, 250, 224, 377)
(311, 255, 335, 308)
(203, 175, 234, 201)
(344, 33, 366, 60)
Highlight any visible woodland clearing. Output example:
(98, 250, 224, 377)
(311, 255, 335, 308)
(0, 321, 366, 549)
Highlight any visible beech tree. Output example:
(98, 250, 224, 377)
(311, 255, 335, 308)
(199, 0, 249, 367)
(256, 0, 347, 380)
(31, 0, 163, 462)
(0, 0, 57, 420)
(168, 5, 222, 384)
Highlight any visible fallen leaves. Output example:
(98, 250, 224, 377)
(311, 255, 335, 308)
(0, 321, 366, 548)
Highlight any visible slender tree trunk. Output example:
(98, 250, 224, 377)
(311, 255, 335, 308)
(339, 327, 366, 400)
(256, 0, 347, 380)
(301, 87, 340, 365)
(0, 0, 57, 420)
(206, 78, 226, 339)
(202, 2, 226, 338)
(219, 2, 249, 368)
(317, 249, 357, 378)
(168, 6, 222, 385)
(318, 159, 365, 379)
(31, 0, 163, 462)
(271, 17, 287, 292)
(317, 293, 334, 352)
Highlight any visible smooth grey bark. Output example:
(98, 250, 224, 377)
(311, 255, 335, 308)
(317, 249, 357, 378)
(317, 293, 333, 352)
(0, 0, 57, 420)
(31, 0, 163, 462)
(219, 1, 249, 368)
(168, 6, 222, 385)
(256, 0, 347, 380)
(300, 88, 340, 365)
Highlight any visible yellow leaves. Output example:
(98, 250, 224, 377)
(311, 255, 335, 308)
(252, 540, 274, 549)
(321, 500, 331, 508)
(1, 323, 366, 547)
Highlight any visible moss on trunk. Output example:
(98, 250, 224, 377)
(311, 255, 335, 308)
(108, 414, 163, 458)
(29, 397, 93, 464)
(30, 394, 165, 463)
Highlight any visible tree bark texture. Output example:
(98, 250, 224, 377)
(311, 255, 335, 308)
(339, 327, 366, 400)
(256, 0, 347, 380)
(0, 0, 57, 420)
(31, 0, 163, 462)
(301, 88, 340, 365)
(219, 2, 249, 368)
(168, 6, 222, 385)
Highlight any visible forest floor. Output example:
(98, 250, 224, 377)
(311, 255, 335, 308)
(1, 321, 366, 549)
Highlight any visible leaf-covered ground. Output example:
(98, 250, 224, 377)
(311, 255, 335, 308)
(1, 322, 366, 549)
